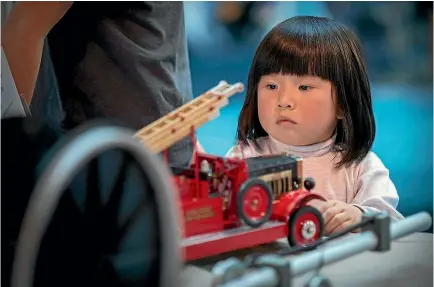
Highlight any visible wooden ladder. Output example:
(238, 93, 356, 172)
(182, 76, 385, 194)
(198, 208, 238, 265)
(135, 81, 244, 153)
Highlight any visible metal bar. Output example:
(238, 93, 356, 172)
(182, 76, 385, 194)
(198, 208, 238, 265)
(218, 268, 279, 287)
(390, 212, 431, 239)
(218, 212, 432, 287)
(289, 231, 378, 276)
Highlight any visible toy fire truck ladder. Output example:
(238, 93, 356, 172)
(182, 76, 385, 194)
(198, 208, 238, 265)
(135, 81, 244, 154)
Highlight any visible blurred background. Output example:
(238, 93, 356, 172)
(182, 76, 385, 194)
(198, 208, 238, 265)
(186, 1, 433, 225)
(1, 1, 432, 227)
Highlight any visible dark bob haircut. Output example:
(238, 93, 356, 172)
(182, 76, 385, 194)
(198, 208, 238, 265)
(237, 16, 376, 168)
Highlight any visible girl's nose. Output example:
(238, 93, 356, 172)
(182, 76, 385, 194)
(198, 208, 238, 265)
(277, 91, 296, 110)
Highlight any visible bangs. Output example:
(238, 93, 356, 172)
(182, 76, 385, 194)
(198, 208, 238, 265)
(240, 16, 375, 169)
(253, 19, 345, 83)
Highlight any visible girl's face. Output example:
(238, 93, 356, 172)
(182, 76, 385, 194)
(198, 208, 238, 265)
(257, 73, 341, 146)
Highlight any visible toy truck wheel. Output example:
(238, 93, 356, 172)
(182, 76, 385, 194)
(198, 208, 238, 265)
(237, 178, 273, 228)
(288, 206, 324, 246)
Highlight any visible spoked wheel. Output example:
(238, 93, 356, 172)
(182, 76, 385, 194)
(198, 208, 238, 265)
(237, 178, 273, 228)
(10, 121, 181, 287)
(288, 206, 324, 246)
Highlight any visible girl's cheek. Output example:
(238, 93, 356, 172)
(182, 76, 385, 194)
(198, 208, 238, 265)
(298, 102, 318, 117)
(258, 96, 275, 111)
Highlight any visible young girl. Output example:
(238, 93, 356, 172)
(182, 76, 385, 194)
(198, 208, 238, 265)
(226, 16, 404, 235)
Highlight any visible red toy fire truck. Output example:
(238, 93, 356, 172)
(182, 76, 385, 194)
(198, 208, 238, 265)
(136, 81, 326, 261)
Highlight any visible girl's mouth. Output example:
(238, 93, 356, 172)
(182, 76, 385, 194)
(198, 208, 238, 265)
(276, 116, 297, 125)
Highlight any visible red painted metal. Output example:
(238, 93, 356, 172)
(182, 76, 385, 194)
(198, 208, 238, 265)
(191, 127, 200, 199)
(242, 184, 270, 221)
(171, 147, 326, 261)
(165, 125, 326, 261)
(163, 149, 168, 164)
(272, 191, 326, 221)
(292, 212, 322, 245)
(182, 222, 288, 261)
(182, 197, 224, 237)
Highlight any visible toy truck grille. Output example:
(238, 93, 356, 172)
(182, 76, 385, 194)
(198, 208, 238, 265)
(245, 155, 303, 199)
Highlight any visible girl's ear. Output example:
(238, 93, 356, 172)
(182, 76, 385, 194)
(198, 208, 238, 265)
(331, 86, 344, 119)
(336, 108, 344, 120)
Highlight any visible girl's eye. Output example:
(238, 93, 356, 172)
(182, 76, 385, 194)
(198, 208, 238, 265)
(266, 83, 278, 90)
(299, 85, 312, 91)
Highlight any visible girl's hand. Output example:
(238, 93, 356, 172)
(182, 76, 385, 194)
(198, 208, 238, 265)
(307, 199, 363, 235)
(321, 200, 363, 235)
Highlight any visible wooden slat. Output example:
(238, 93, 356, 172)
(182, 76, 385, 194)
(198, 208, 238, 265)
(138, 96, 228, 148)
(136, 81, 230, 137)
(134, 81, 244, 153)
(143, 109, 222, 153)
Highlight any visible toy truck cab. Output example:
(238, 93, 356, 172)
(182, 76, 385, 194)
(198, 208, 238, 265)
(176, 151, 325, 247)
(244, 154, 324, 218)
(242, 154, 325, 245)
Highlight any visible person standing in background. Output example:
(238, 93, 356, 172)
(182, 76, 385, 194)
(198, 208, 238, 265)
(2, 2, 194, 167)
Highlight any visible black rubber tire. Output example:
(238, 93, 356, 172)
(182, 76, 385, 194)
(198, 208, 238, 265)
(237, 178, 273, 228)
(288, 206, 324, 247)
(10, 121, 180, 287)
